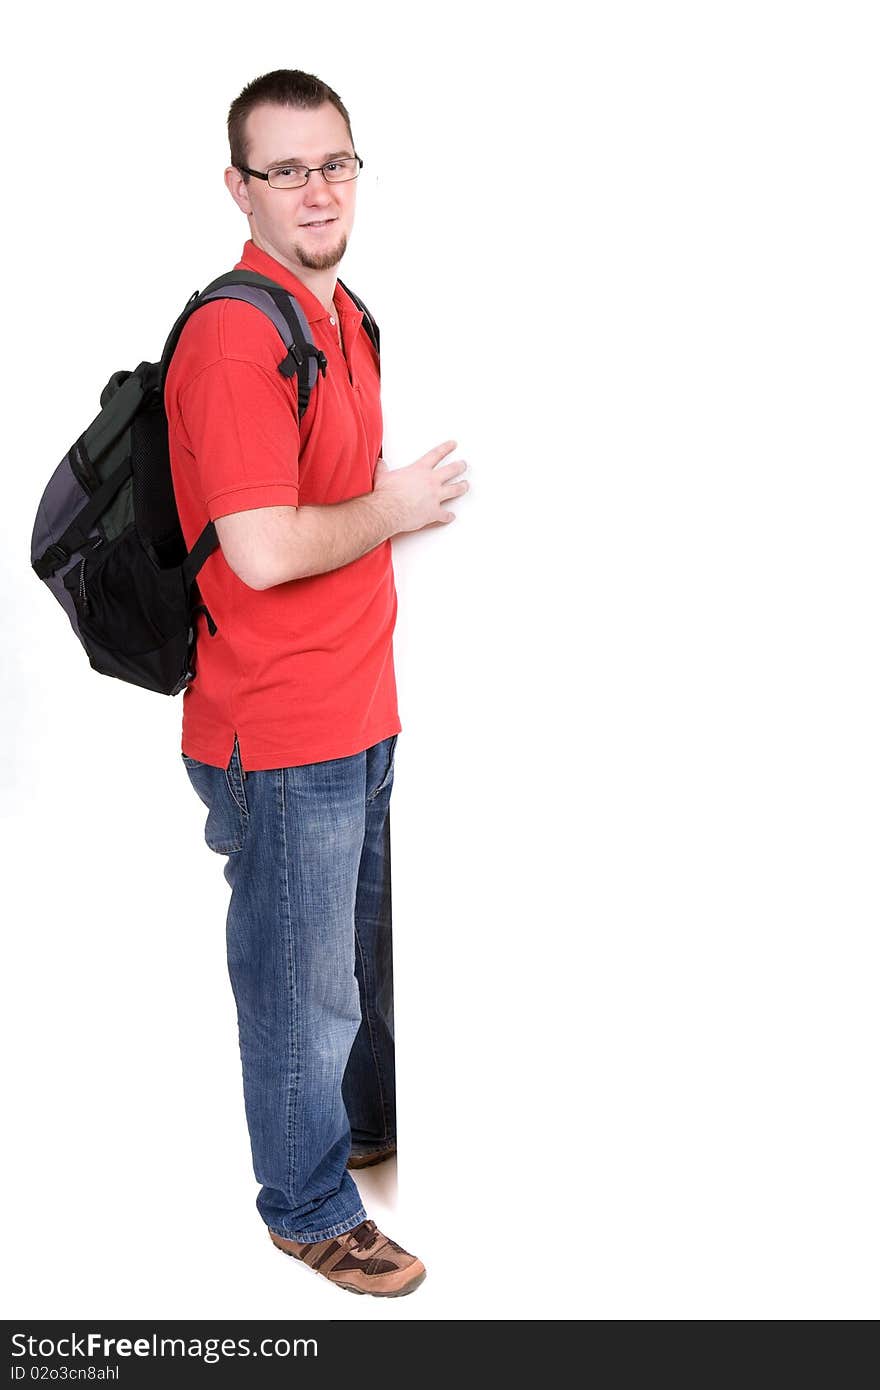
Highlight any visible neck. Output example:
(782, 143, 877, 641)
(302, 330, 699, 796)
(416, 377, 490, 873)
(250, 230, 338, 314)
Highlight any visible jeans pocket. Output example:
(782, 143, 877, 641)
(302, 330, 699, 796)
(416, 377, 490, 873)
(367, 733, 398, 802)
(182, 739, 249, 853)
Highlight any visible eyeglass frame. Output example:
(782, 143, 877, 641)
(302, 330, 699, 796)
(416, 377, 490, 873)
(236, 155, 364, 188)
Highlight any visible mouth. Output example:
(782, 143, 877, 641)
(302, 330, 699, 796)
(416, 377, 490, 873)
(300, 218, 337, 231)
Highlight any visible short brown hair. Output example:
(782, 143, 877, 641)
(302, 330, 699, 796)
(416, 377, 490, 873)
(228, 68, 355, 182)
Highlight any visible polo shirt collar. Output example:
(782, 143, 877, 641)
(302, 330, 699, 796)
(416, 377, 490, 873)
(238, 238, 360, 327)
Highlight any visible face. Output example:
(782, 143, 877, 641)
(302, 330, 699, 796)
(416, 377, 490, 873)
(225, 101, 358, 276)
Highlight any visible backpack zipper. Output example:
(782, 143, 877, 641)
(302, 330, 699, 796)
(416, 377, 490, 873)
(76, 536, 102, 614)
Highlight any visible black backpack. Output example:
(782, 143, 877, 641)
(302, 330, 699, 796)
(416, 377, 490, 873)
(31, 269, 379, 696)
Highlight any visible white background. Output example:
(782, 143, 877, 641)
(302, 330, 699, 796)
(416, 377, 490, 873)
(2, 0, 879, 1321)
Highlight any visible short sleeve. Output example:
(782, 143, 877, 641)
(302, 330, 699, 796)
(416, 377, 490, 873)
(175, 357, 300, 520)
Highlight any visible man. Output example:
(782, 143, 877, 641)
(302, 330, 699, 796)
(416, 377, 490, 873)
(165, 69, 469, 1298)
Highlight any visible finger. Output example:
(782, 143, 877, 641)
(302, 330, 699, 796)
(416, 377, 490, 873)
(441, 480, 469, 498)
(426, 440, 458, 464)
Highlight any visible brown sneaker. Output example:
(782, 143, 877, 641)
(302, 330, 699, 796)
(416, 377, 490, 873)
(269, 1218, 426, 1297)
(346, 1142, 397, 1169)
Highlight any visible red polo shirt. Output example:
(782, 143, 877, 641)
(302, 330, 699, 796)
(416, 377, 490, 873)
(165, 239, 401, 771)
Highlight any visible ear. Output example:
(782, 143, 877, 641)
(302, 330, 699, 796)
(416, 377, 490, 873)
(224, 165, 254, 219)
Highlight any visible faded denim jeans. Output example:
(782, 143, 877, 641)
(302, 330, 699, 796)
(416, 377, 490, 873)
(181, 734, 397, 1243)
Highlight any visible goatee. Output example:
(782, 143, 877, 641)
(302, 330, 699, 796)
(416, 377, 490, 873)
(293, 230, 348, 271)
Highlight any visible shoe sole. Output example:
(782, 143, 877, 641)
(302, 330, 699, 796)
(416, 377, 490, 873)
(346, 1146, 397, 1170)
(270, 1234, 426, 1297)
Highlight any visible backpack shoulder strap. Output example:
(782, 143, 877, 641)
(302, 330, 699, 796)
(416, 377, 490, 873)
(337, 279, 380, 360)
(159, 271, 327, 422)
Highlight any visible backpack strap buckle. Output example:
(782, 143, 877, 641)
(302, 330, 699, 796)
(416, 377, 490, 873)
(33, 541, 70, 579)
(279, 341, 327, 381)
(279, 342, 303, 378)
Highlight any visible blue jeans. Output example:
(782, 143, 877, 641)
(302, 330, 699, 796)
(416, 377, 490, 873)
(181, 734, 398, 1242)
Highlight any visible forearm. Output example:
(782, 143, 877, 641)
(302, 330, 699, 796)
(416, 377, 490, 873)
(269, 491, 402, 586)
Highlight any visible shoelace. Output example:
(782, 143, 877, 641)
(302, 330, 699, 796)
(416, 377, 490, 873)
(344, 1219, 383, 1253)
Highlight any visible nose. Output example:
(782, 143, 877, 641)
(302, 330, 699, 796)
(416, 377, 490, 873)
(303, 170, 333, 204)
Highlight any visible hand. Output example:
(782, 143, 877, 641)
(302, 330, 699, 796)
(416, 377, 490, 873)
(373, 441, 469, 534)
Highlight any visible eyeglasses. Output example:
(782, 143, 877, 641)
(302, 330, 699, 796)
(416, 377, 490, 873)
(238, 155, 363, 190)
